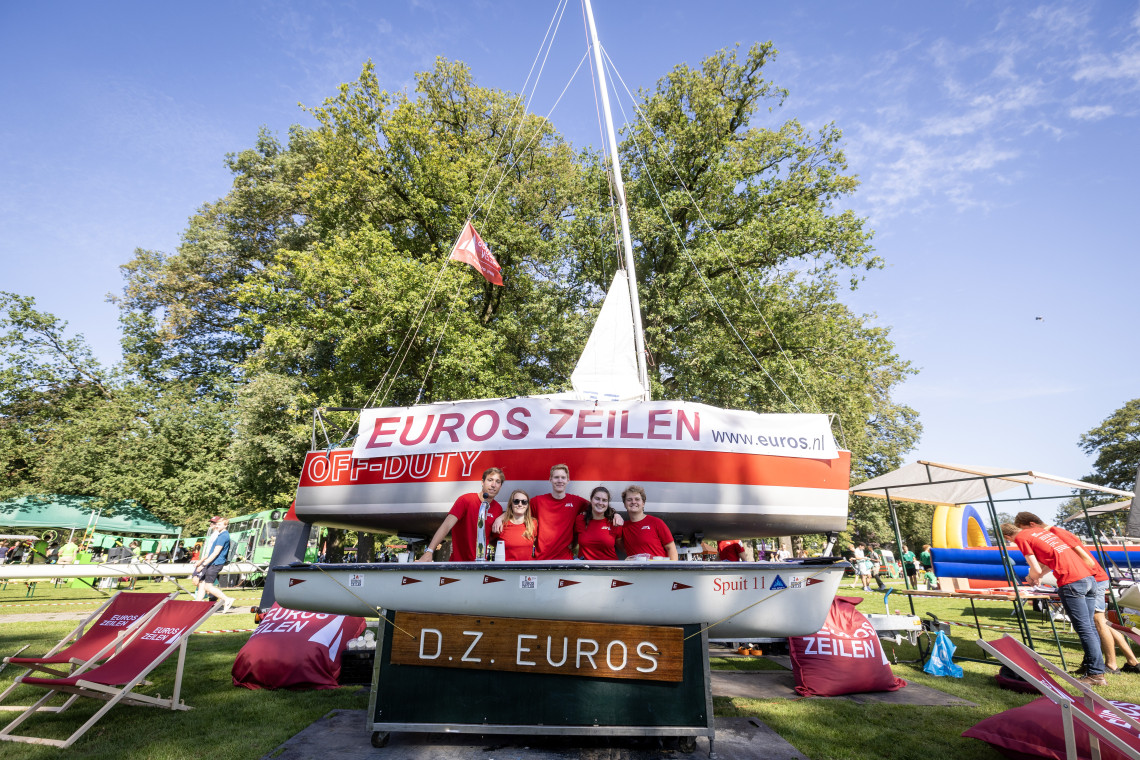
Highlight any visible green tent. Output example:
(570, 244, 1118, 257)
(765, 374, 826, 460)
(0, 495, 179, 535)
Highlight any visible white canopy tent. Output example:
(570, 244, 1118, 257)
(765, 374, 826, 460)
(850, 460, 1133, 506)
(849, 461, 1135, 656)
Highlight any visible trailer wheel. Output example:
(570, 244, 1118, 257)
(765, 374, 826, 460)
(370, 731, 389, 748)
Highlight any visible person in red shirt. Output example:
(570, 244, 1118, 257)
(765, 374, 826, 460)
(495, 489, 538, 561)
(1049, 523, 1140, 674)
(620, 485, 678, 560)
(573, 486, 623, 560)
(497, 464, 616, 560)
(717, 540, 745, 561)
(418, 467, 504, 562)
(1010, 511, 1104, 685)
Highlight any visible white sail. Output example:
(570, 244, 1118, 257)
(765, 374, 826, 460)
(570, 271, 645, 402)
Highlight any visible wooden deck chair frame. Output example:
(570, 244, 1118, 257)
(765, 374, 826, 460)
(0, 590, 175, 712)
(977, 635, 1140, 760)
(0, 599, 220, 748)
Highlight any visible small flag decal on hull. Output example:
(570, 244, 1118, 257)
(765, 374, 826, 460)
(439, 577, 460, 586)
(483, 575, 504, 584)
(288, 578, 305, 587)
(612, 580, 633, 588)
(806, 578, 824, 586)
(671, 582, 691, 590)
(400, 577, 421, 585)
(558, 579, 580, 588)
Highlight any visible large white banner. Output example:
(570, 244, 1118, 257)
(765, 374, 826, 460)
(352, 398, 839, 460)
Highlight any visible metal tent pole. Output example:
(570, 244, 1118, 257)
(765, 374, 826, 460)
(982, 478, 1035, 651)
(1079, 493, 1119, 617)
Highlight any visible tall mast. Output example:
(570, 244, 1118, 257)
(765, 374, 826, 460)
(583, 0, 651, 402)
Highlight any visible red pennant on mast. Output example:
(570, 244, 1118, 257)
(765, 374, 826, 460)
(448, 221, 503, 285)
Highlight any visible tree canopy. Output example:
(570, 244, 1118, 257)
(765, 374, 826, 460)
(2, 48, 921, 540)
(1079, 398, 1140, 493)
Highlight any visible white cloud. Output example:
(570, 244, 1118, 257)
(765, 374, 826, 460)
(813, 2, 1140, 221)
(1069, 104, 1115, 120)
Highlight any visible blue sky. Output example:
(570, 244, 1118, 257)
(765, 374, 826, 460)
(2, 1, 1138, 517)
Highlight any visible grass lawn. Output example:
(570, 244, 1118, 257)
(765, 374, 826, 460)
(1, 576, 1135, 759)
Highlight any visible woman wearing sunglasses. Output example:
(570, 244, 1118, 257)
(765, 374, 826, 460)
(495, 489, 539, 561)
(573, 486, 623, 560)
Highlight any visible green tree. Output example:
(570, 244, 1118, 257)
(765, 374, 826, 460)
(577, 43, 921, 540)
(0, 292, 113, 495)
(1079, 398, 1140, 492)
(107, 47, 922, 528)
(0, 292, 242, 531)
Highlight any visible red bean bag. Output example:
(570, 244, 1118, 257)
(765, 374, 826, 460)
(963, 697, 1140, 760)
(788, 595, 907, 697)
(995, 664, 1038, 694)
(232, 603, 366, 690)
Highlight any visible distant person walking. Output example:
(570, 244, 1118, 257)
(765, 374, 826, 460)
(194, 516, 235, 613)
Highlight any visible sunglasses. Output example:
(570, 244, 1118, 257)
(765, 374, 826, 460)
(512, 498, 529, 505)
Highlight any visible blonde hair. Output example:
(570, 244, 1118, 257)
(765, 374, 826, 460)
(507, 489, 537, 540)
(550, 464, 569, 478)
(621, 484, 647, 504)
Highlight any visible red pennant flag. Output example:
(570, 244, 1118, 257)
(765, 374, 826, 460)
(671, 582, 691, 591)
(482, 575, 504, 584)
(439, 577, 460, 586)
(611, 580, 633, 588)
(448, 221, 503, 285)
(400, 576, 421, 585)
(558, 579, 580, 588)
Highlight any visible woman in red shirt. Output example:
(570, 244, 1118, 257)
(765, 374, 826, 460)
(495, 490, 538, 561)
(573, 487, 623, 560)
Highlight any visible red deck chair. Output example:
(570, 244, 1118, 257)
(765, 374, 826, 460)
(977, 635, 1140, 760)
(0, 599, 220, 748)
(0, 591, 174, 711)
(1106, 610, 1140, 649)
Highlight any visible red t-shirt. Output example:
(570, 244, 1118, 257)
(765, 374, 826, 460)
(574, 514, 622, 560)
(622, 515, 673, 558)
(497, 520, 537, 561)
(531, 492, 589, 560)
(718, 540, 744, 561)
(447, 493, 503, 562)
(1049, 526, 1106, 582)
(1012, 526, 1093, 587)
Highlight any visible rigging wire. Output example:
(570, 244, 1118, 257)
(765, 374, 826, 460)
(601, 46, 825, 416)
(359, 1, 571, 416)
(474, 51, 589, 221)
(599, 50, 802, 412)
(466, 0, 570, 223)
(414, 278, 466, 405)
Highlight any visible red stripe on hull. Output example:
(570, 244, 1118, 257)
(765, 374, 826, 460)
(299, 448, 850, 490)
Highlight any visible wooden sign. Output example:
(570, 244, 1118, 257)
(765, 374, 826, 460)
(390, 612, 684, 682)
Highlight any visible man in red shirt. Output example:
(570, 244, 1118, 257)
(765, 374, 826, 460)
(1010, 511, 1105, 686)
(418, 467, 504, 562)
(1049, 523, 1140, 674)
(620, 485, 678, 560)
(496, 464, 611, 560)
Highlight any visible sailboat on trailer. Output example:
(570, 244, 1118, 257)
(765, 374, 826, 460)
(273, 1, 851, 638)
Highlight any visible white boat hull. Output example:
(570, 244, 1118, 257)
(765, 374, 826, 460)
(273, 560, 849, 638)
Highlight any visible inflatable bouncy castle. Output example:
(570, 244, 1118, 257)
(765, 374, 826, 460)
(929, 505, 1140, 588)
